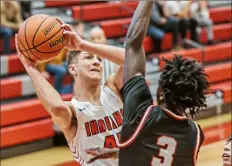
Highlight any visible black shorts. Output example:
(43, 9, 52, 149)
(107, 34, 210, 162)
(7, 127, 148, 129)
(120, 75, 153, 124)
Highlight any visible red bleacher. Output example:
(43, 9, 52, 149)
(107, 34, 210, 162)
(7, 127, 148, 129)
(1, 119, 54, 148)
(1, 74, 72, 100)
(72, 2, 137, 21)
(157, 42, 231, 67)
(0, 7, 230, 52)
(72, 3, 230, 23)
(206, 62, 231, 83)
(211, 81, 231, 103)
(44, 0, 102, 7)
(1, 94, 72, 127)
(143, 23, 231, 53)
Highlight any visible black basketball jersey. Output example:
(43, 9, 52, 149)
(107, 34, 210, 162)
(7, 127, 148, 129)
(118, 105, 204, 166)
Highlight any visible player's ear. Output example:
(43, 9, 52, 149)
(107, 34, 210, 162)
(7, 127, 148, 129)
(69, 64, 78, 76)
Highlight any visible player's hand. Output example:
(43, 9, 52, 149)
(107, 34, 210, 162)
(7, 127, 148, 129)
(61, 23, 84, 50)
(85, 147, 119, 163)
(15, 34, 36, 67)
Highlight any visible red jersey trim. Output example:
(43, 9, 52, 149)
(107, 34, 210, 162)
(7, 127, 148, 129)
(193, 121, 201, 166)
(118, 105, 154, 148)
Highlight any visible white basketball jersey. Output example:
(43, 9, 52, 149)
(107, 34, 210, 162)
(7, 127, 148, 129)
(69, 86, 123, 166)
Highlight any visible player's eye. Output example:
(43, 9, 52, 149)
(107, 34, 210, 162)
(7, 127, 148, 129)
(87, 56, 92, 60)
(97, 57, 102, 62)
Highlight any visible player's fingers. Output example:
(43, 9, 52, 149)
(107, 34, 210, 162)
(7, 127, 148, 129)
(15, 34, 21, 55)
(61, 24, 73, 31)
(63, 31, 75, 36)
(85, 149, 99, 155)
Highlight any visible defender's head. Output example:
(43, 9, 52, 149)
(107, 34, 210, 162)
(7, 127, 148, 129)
(223, 134, 232, 166)
(67, 50, 103, 83)
(157, 55, 209, 117)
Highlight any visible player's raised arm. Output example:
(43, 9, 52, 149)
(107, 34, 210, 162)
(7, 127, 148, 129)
(123, 1, 154, 84)
(61, 23, 125, 66)
(15, 34, 74, 130)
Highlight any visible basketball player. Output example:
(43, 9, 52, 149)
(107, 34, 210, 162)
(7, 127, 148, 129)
(86, 1, 209, 166)
(223, 134, 232, 166)
(15, 21, 126, 165)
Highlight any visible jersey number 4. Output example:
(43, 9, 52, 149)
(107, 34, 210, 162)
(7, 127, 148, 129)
(151, 136, 177, 166)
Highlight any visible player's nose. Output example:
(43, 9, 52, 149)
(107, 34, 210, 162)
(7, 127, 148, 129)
(92, 57, 101, 66)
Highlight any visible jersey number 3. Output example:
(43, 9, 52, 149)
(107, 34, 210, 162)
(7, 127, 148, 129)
(151, 136, 177, 166)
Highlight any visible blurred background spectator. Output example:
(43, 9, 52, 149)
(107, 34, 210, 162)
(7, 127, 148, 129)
(89, 26, 117, 84)
(36, 48, 69, 94)
(148, 1, 181, 53)
(191, 0, 214, 45)
(166, 1, 200, 44)
(71, 19, 85, 38)
(0, 1, 22, 55)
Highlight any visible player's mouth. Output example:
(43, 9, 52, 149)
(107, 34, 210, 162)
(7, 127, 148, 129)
(89, 68, 100, 74)
(222, 153, 231, 160)
(90, 68, 100, 72)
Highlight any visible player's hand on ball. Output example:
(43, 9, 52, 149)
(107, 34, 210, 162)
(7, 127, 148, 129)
(85, 147, 119, 163)
(15, 34, 36, 67)
(61, 23, 83, 50)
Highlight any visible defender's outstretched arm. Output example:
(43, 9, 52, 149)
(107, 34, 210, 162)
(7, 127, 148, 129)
(123, 1, 154, 84)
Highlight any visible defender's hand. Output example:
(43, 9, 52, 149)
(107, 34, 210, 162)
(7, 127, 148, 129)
(61, 23, 84, 50)
(15, 34, 36, 67)
(85, 147, 119, 163)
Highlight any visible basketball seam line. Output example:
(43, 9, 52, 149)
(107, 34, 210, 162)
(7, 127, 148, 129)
(21, 27, 63, 52)
(32, 16, 50, 49)
(33, 29, 64, 53)
(18, 37, 30, 59)
(24, 19, 41, 60)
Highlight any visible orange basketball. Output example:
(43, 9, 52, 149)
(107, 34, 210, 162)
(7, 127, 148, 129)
(17, 14, 65, 61)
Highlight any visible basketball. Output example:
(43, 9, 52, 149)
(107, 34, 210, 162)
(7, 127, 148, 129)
(17, 14, 65, 61)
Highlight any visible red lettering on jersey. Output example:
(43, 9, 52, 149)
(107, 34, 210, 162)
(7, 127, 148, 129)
(104, 135, 118, 148)
(98, 119, 106, 133)
(85, 122, 91, 137)
(104, 116, 112, 131)
(113, 111, 123, 127)
(110, 117, 118, 129)
(120, 109, 124, 117)
(89, 120, 99, 135)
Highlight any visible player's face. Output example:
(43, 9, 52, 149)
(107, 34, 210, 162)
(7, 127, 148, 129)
(222, 141, 231, 166)
(76, 52, 103, 81)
